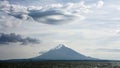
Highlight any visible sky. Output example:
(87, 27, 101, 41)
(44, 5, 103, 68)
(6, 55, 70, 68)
(0, 0, 120, 60)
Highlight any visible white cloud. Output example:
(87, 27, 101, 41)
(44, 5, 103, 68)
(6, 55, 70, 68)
(0, 0, 104, 28)
(0, 12, 22, 28)
(2, 0, 120, 60)
(96, 0, 104, 8)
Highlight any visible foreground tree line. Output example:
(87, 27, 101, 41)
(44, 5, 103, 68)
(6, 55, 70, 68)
(0, 61, 120, 68)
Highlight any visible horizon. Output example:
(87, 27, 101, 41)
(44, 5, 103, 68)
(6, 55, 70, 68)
(0, 0, 120, 60)
(0, 44, 115, 61)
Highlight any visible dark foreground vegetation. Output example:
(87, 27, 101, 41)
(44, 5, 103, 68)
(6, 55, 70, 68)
(0, 60, 120, 68)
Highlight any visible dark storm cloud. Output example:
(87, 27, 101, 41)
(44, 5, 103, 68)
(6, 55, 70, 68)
(0, 33, 40, 45)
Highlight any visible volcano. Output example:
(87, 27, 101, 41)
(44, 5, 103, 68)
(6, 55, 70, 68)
(32, 44, 97, 60)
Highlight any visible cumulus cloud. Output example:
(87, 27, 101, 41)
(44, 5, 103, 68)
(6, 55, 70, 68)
(96, 0, 104, 8)
(0, 0, 104, 27)
(0, 0, 27, 28)
(0, 33, 40, 45)
(0, 11, 22, 28)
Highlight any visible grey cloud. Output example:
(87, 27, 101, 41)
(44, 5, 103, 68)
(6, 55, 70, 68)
(0, 0, 86, 26)
(55, 0, 80, 3)
(0, 33, 40, 45)
(0, 0, 103, 26)
(96, 48, 120, 52)
(8, 13, 29, 20)
(28, 9, 77, 25)
(8, 0, 80, 6)
(7, 9, 77, 25)
(8, 0, 103, 6)
(6, 4, 81, 25)
(0, 11, 22, 29)
(98, 35, 120, 46)
(0, 0, 26, 28)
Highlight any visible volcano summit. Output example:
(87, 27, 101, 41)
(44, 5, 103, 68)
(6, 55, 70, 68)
(32, 44, 97, 60)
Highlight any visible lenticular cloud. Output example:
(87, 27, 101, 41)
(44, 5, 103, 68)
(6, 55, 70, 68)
(0, 0, 104, 27)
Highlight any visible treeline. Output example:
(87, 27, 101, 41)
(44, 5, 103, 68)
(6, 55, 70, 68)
(0, 61, 120, 68)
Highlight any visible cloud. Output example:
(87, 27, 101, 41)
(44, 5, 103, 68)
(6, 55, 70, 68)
(8, 2, 85, 25)
(96, 0, 104, 8)
(0, 0, 27, 28)
(96, 48, 120, 52)
(0, 33, 40, 45)
(28, 9, 82, 25)
(0, 0, 104, 27)
(8, 0, 80, 6)
(0, 11, 22, 28)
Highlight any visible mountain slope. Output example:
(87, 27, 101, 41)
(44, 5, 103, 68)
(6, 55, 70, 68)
(32, 44, 97, 60)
